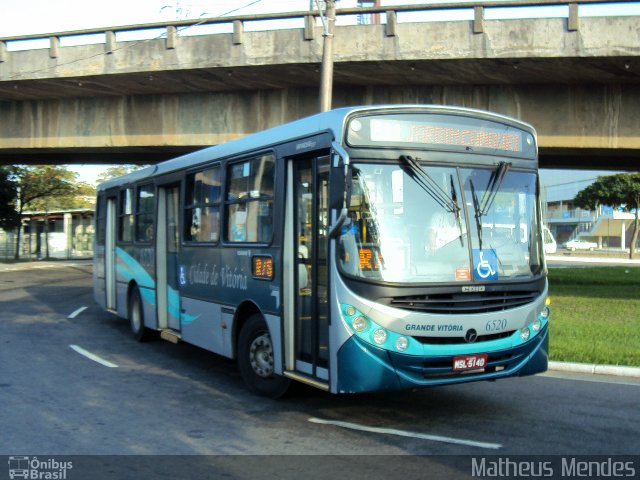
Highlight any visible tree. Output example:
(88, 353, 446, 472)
(96, 165, 145, 183)
(27, 181, 95, 211)
(0, 167, 20, 231)
(574, 173, 640, 259)
(8, 166, 83, 260)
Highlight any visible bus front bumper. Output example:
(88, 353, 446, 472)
(336, 324, 548, 393)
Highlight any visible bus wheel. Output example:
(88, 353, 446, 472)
(238, 315, 290, 398)
(129, 286, 150, 342)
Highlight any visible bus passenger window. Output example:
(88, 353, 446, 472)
(118, 188, 134, 242)
(96, 195, 106, 246)
(225, 155, 275, 243)
(135, 184, 155, 243)
(228, 204, 247, 242)
(185, 166, 221, 243)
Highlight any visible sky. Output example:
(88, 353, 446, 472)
(1, 0, 637, 183)
(1, 0, 636, 38)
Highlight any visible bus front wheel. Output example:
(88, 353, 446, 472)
(238, 315, 290, 398)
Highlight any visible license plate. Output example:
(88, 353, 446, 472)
(453, 353, 488, 372)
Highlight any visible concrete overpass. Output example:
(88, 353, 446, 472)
(1, 0, 639, 169)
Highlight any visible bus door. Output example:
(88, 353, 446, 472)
(156, 185, 181, 332)
(285, 156, 330, 383)
(105, 196, 117, 311)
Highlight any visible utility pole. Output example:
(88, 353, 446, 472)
(318, 0, 336, 112)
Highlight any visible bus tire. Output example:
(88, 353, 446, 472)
(129, 286, 151, 342)
(238, 314, 290, 398)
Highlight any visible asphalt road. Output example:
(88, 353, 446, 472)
(1, 261, 639, 479)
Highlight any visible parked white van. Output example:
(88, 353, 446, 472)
(542, 226, 557, 254)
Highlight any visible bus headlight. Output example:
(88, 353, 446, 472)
(531, 318, 542, 332)
(395, 336, 409, 352)
(539, 306, 550, 321)
(372, 328, 387, 345)
(352, 316, 368, 332)
(520, 327, 531, 341)
(345, 305, 356, 317)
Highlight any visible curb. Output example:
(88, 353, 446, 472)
(549, 361, 640, 378)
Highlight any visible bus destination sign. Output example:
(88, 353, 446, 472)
(371, 119, 521, 152)
(347, 113, 535, 157)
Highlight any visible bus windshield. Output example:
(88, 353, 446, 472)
(338, 162, 542, 284)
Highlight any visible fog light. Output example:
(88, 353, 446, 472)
(532, 318, 542, 332)
(345, 305, 356, 317)
(352, 316, 367, 332)
(520, 327, 531, 341)
(373, 328, 387, 345)
(395, 336, 409, 352)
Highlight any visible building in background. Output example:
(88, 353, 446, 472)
(0, 209, 94, 260)
(357, 0, 380, 24)
(540, 170, 636, 250)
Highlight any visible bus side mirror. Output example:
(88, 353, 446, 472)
(328, 143, 351, 239)
(330, 154, 350, 210)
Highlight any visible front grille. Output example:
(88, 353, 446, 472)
(389, 290, 538, 314)
(412, 330, 515, 345)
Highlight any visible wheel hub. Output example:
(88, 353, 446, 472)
(249, 334, 274, 378)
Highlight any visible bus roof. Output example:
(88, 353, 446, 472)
(97, 104, 536, 191)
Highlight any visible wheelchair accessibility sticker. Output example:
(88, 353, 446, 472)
(472, 249, 498, 281)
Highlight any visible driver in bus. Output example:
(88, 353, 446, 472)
(425, 210, 459, 255)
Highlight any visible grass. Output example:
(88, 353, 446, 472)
(548, 266, 640, 367)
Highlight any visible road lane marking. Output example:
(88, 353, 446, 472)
(308, 417, 502, 449)
(68, 306, 88, 319)
(69, 344, 118, 368)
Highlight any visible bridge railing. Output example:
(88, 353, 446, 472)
(0, 0, 638, 61)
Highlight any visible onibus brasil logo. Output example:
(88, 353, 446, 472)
(8, 456, 72, 479)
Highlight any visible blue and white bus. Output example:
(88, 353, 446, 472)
(94, 105, 550, 397)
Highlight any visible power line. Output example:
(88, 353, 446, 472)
(219, 0, 264, 17)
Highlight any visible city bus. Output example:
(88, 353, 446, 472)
(93, 105, 550, 397)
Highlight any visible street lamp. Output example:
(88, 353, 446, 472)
(317, 0, 337, 112)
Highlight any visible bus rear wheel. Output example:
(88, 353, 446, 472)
(129, 286, 152, 342)
(238, 315, 290, 398)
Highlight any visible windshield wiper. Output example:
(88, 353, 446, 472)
(399, 155, 460, 217)
(478, 161, 512, 216)
(470, 161, 513, 251)
(469, 179, 483, 250)
(399, 155, 464, 245)
(449, 173, 464, 244)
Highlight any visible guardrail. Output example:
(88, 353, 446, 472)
(0, 0, 637, 62)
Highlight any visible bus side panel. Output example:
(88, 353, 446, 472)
(180, 298, 229, 357)
(139, 285, 158, 330)
(115, 282, 129, 319)
(264, 313, 283, 376)
(177, 300, 282, 369)
(115, 245, 157, 323)
(177, 246, 280, 359)
(216, 248, 280, 315)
